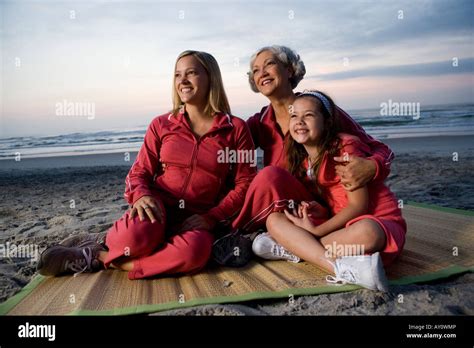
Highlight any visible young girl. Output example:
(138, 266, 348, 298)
(37, 50, 256, 279)
(252, 90, 407, 291)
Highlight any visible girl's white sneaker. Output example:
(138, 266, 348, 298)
(326, 252, 389, 292)
(252, 232, 301, 263)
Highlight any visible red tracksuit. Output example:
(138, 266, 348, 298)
(310, 134, 406, 266)
(104, 111, 257, 279)
(232, 103, 395, 232)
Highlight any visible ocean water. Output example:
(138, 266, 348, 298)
(351, 103, 474, 139)
(0, 103, 473, 160)
(0, 127, 146, 160)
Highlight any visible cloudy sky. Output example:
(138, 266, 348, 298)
(1, 0, 473, 137)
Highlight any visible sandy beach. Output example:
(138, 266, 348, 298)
(0, 135, 473, 314)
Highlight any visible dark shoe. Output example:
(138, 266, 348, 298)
(37, 245, 104, 276)
(212, 232, 254, 267)
(60, 232, 107, 249)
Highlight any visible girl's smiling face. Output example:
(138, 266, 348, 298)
(289, 97, 325, 147)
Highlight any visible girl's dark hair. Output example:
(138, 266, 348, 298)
(285, 90, 341, 195)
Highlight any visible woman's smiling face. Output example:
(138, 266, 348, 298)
(175, 55, 210, 106)
(251, 50, 292, 97)
(289, 97, 325, 146)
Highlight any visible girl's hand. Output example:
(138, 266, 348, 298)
(178, 214, 215, 232)
(292, 201, 318, 218)
(129, 196, 164, 223)
(284, 204, 315, 233)
(297, 201, 321, 217)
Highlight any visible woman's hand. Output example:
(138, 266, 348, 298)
(334, 155, 376, 191)
(129, 196, 164, 223)
(178, 214, 215, 232)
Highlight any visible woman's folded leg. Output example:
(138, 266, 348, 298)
(103, 198, 167, 268)
(128, 228, 214, 279)
(232, 166, 326, 232)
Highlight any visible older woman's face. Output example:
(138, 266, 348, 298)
(252, 50, 292, 97)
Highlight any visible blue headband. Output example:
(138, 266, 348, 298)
(298, 91, 332, 116)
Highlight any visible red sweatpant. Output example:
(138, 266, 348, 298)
(232, 166, 328, 232)
(104, 198, 214, 280)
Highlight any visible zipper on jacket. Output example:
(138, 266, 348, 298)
(161, 160, 188, 169)
(179, 138, 200, 198)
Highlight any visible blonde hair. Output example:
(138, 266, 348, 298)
(172, 50, 231, 116)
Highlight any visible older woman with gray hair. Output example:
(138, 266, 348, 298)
(246, 45, 393, 180)
(214, 45, 395, 267)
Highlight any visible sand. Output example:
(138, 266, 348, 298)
(0, 135, 473, 314)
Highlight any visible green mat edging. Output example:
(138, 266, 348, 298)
(388, 265, 473, 285)
(0, 274, 46, 315)
(68, 283, 362, 316)
(407, 201, 474, 216)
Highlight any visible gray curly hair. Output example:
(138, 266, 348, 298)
(248, 45, 306, 93)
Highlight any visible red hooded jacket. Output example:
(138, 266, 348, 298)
(124, 110, 257, 225)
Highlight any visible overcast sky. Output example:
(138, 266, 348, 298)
(1, 0, 473, 137)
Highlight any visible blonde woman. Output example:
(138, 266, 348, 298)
(37, 50, 257, 279)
